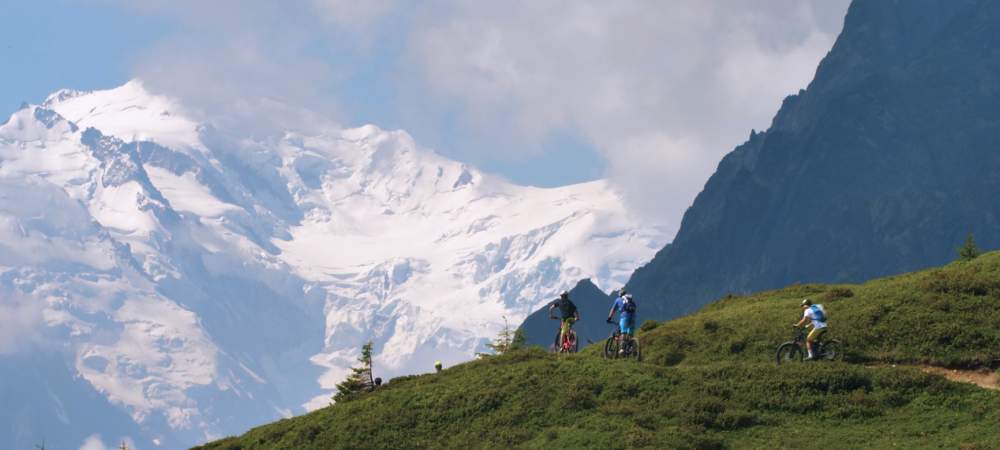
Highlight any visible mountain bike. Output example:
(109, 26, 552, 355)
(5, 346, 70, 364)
(551, 318, 579, 354)
(604, 324, 641, 360)
(775, 327, 841, 365)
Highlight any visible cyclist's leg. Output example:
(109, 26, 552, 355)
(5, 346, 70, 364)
(618, 316, 628, 342)
(806, 327, 825, 357)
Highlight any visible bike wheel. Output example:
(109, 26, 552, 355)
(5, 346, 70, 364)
(552, 331, 562, 353)
(775, 342, 802, 365)
(604, 336, 618, 359)
(821, 340, 842, 361)
(628, 338, 641, 361)
(570, 331, 579, 353)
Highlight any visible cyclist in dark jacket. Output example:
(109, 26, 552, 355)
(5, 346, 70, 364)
(548, 291, 580, 349)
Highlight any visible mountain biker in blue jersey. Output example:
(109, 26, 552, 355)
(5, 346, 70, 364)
(548, 291, 580, 349)
(606, 289, 637, 342)
(793, 298, 828, 360)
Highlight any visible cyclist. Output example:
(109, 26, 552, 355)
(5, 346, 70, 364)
(548, 291, 580, 349)
(793, 298, 828, 360)
(606, 289, 637, 345)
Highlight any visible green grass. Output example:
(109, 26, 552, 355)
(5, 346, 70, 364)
(196, 253, 1000, 450)
(635, 253, 1000, 369)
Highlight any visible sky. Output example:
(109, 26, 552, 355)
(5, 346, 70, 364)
(1, 0, 850, 234)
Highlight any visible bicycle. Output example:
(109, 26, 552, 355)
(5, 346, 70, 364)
(551, 318, 579, 354)
(775, 327, 841, 365)
(603, 323, 641, 360)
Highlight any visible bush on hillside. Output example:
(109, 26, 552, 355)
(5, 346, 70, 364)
(333, 341, 375, 403)
(821, 287, 854, 301)
(959, 234, 981, 261)
(640, 320, 659, 332)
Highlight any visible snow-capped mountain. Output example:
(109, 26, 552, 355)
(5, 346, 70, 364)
(0, 81, 663, 448)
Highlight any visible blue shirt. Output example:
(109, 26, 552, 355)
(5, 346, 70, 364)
(613, 296, 635, 321)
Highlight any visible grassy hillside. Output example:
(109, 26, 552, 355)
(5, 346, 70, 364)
(197, 253, 1000, 449)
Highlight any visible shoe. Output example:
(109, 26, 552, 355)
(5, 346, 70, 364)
(804, 356, 815, 361)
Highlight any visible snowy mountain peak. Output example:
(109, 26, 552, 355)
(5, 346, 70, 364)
(0, 81, 664, 448)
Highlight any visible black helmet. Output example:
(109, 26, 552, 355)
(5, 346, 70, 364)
(619, 287, 627, 296)
(801, 298, 813, 307)
(560, 291, 569, 300)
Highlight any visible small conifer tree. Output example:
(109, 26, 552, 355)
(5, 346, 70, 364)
(959, 233, 981, 261)
(481, 316, 522, 356)
(333, 341, 375, 402)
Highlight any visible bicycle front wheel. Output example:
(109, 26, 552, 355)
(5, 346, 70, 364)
(776, 342, 802, 365)
(604, 337, 618, 359)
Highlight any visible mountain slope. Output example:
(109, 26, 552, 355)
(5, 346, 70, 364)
(197, 252, 1000, 449)
(622, 0, 1000, 322)
(0, 82, 662, 448)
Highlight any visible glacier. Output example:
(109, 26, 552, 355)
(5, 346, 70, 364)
(0, 81, 664, 448)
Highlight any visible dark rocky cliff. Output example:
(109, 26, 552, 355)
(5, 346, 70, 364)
(632, 0, 1000, 319)
(523, 0, 1000, 342)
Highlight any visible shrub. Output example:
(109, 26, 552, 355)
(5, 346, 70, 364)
(821, 287, 854, 301)
(959, 234, 981, 261)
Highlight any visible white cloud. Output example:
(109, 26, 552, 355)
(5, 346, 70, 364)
(78, 434, 109, 450)
(406, 0, 850, 230)
(0, 289, 46, 355)
(108, 0, 849, 232)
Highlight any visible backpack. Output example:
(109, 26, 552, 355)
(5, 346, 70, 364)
(809, 305, 826, 323)
(623, 296, 637, 314)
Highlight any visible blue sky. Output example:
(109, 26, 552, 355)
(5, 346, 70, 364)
(1, 0, 849, 229)
(0, 1, 169, 111)
(0, 0, 604, 187)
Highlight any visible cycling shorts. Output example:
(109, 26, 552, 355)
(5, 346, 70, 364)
(807, 326, 827, 343)
(619, 316, 635, 336)
(561, 317, 577, 335)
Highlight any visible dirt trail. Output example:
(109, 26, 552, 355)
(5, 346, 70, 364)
(866, 364, 998, 390)
(917, 366, 999, 391)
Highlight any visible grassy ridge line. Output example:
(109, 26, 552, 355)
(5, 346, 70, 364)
(196, 253, 1000, 449)
(634, 251, 1000, 369)
(197, 353, 1000, 449)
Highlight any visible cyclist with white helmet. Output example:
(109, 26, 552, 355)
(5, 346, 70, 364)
(606, 289, 637, 341)
(794, 298, 828, 360)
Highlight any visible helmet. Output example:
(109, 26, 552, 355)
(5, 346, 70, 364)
(801, 298, 813, 307)
(619, 288, 627, 296)
(560, 291, 569, 300)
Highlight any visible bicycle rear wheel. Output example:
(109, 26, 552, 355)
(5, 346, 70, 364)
(628, 338, 641, 361)
(569, 330, 579, 353)
(821, 340, 842, 361)
(775, 342, 802, 365)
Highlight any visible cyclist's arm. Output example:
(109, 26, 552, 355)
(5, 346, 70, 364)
(794, 314, 809, 327)
(606, 305, 616, 322)
(548, 303, 557, 319)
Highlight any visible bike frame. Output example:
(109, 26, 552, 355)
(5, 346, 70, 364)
(553, 317, 578, 353)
